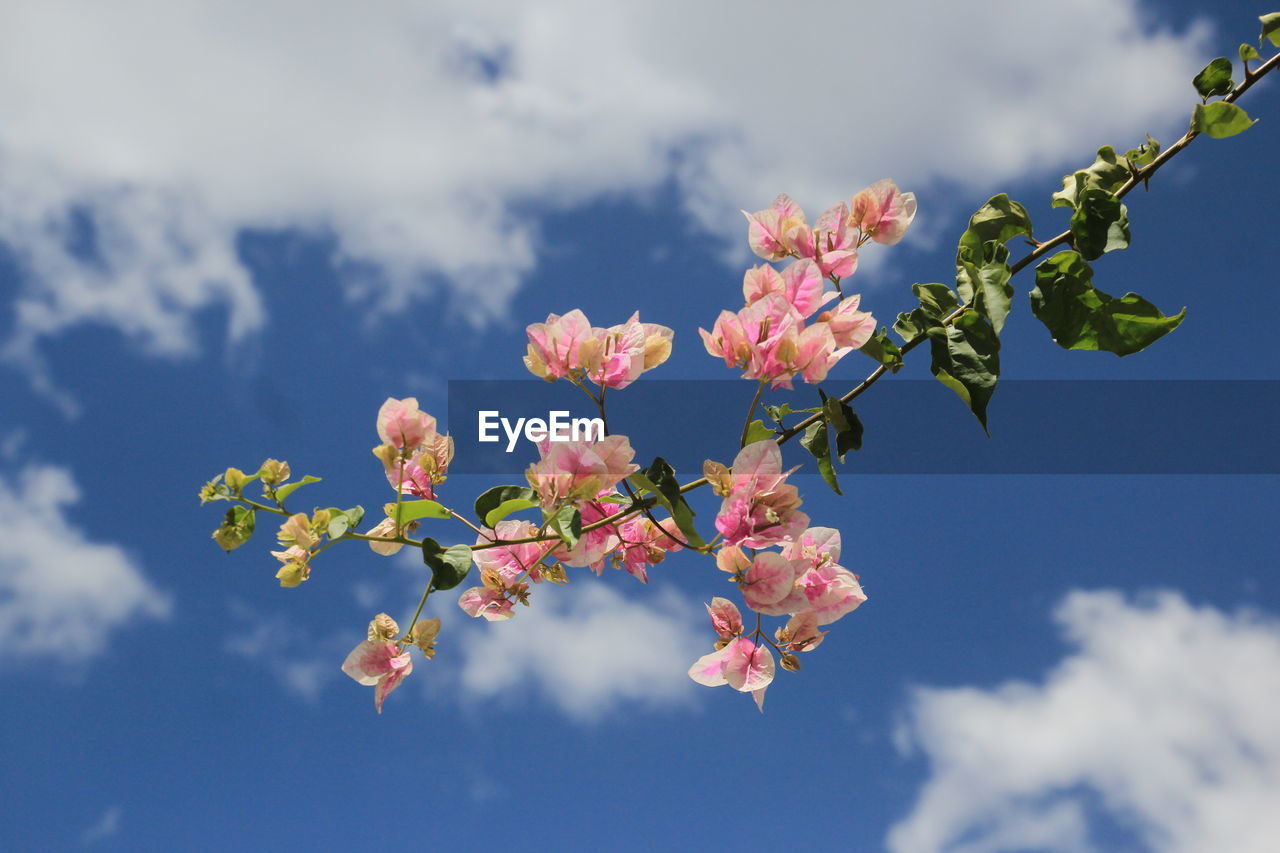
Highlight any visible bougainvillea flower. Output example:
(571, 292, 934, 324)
(525, 436, 638, 508)
(554, 498, 621, 571)
(457, 586, 516, 621)
(779, 612, 826, 652)
(341, 639, 413, 713)
(612, 515, 683, 582)
(706, 597, 744, 639)
(276, 513, 319, 550)
(579, 312, 675, 390)
(271, 545, 311, 587)
(775, 527, 866, 624)
(383, 434, 454, 498)
(742, 193, 807, 261)
(687, 637, 776, 710)
(792, 202, 859, 279)
(741, 260, 833, 320)
(365, 517, 405, 556)
(818, 294, 876, 350)
(714, 442, 808, 547)
(848, 179, 917, 245)
(376, 397, 437, 449)
(741, 551, 799, 612)
(474, 519, 559, 583)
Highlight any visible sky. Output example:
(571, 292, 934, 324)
(1, 2, 1277, 851)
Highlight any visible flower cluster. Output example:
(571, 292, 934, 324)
(525, 310, 674, 390)
(702, 182, 914, 389)
(372, 397, 454, 500)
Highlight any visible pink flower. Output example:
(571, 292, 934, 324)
(849, 179, 917, 246)
(376, 397, 436, 450)
(742, 194, 807, 261)
(780, 612, 826, 652)
(706, 597, 744, 639)
(579, 312, 674, 390)
(792, 202, 859, 279)
(741, 551, 799, 612)
(742, 260, 833, 320)
(553, 498, 621, 572)
(524, 310, 595, 381)
(341, 639, 413, 713)
(777, 527, 866, 625)
(525, 436, 638, 508)
(458, 586, 516, 621)
(474, 520, 559, 583)
(276, 513, 319, 550)
(365, 517, 404, 556)
(700, 291, 851, 390)
(713, 442, 809, 548)
(612, 515, 683, 582)
(384, 434, 454, 498)
(817, 294, 876, 350)
(687, 637, 776, 711)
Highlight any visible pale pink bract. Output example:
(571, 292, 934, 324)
(341, 639, 413, 713)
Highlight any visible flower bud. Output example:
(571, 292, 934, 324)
(780, 653, 801, 672)
(224, 467, 249, 494)
(409, 618, 441, 658)
(367, 613, 400, 641)
(258, 459, 291, 486)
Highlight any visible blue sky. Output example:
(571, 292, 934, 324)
(1, 2, 1278, 851)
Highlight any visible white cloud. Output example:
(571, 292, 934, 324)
(0, 465, 170, 662)
(0, 1, 1210, 403)
(223, 600, 349, 701)
(79, 805, 123, 847)
(455, 580, 704, 720)
(888, 590, 1280, 853)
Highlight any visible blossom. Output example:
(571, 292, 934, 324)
(474, 519, 560, 583)
(791, 202, 859, 279)
(578, 312, 675, 390)
(341, 638, 413, 713)
(524, 309, 595, 381)
(525, 436, 638, 508)
(741, 260, 833, 320)
(848, 179, 917, 245)
(458, 586, 516, 621)
(365, 517, 405, 556)
(818, 294, 876, 349)
(740, 551, 800, 612)
(687, 636, 776, 710)
(700, 292, 851, 390)
(706, 597, 744, 639)
(271, 545, 310, 587)
(611, 515, 684, 583)
(742, 193, 807, 261)
(712, 442, 808, 548)
(276, 512, 319, 551)
(555, 498, 622, 571)
(777, 527, 867, 624)
(376, 397, 436, 449)
(777, 612, 826, 652)
(381, 434, 454, 498)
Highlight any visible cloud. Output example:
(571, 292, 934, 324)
(79, 806, 122, 847)
(454, 580, 704, 720)
(223, 600, 349, 701)
(0, 465, 170, 663)
(888, 589, 1280, 853)
(0, 1, 1210, 403)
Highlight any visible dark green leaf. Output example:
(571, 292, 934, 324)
(1030, 250, 1185, 357)
(763, 403, 820, 423)
(1191, 101, 1256, 139)
(956, 195, 1034, 260)
(394, 499, 451, 525)
(274, 475, 321, 503)
(1069, 189, 1131, 261)
(743, 419, 774, 445)
(421, 539, 473, 591)
(913, 283, 959, 319)
(927, 310, 1000, 433)
(820, 391, 863, 461)
(629, 457, 706, 548)
(859, 328, 903, 372)
(1051, 146, 1129, 209)
(955, 242, 1014, 334)
(474, 485, 540, 528)
(1193, 57, 1233, 98)
(1262, 12, 1280, 47)
(800, 421, 841, 495)
(893, 307, 934, 343)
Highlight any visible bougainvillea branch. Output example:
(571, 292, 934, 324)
(200, 14, 1280, 712)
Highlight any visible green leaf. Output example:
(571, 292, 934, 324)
(628, 457, 706, 549)
(544, 504, 582, 549)
(212, 505, 255, 552)
(1193, 57, 1234, 98)
(273, 475, 321, 503)
(394, 499, 451, 525)
(820, 391, 863, 461)
(1262, 12, 1280, 47)
(326, 509, 351, 539)
(927, 310, 1000, 433)
(1123, 134, 1161, 168)
(421, 539, 473, 591)
(345, 506, 365, 529)
(859, 328, 903, 372)
(743, 419, 774, 445)
(1240, 43, 1262, 63)
(800, 421, 841, 495)
(1191, 101, 1257, 139)
(1030, 250, 1185, 357)
(1069, 189, 1131, 261)
(956, 195, 1034, 260)
(893, 307, 934, 343)
(913, 282, 959, 319)
(474, 485, 540, 528)
(763, 403, 820, 423)
(955, 242, 1014, 334)
(1051, 146, 1129, 209)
